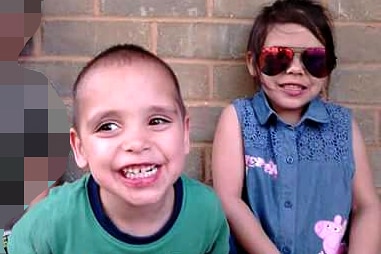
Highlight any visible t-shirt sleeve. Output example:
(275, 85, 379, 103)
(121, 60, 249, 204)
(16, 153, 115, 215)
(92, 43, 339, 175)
(206, 196, 230, 254)
(207, 218, 230, 254)
(7, 204, 52, 254)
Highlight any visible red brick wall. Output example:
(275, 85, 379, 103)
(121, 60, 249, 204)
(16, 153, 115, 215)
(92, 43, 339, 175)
(19, 0, 381, 195)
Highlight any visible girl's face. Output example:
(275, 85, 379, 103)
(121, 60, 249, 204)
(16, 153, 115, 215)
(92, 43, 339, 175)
(247, 23, 329, 124)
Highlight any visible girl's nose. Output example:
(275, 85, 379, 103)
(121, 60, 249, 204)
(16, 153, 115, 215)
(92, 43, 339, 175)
(285, 53, 305, 75)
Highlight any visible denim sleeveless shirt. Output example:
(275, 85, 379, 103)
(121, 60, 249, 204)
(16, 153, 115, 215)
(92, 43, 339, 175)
(232, 90, 354, 254)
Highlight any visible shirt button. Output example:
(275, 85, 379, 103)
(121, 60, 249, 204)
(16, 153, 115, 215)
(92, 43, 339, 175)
(286, 156, 294, 164)
(281, 246, 291, 254)
(284, 201, 293, 208)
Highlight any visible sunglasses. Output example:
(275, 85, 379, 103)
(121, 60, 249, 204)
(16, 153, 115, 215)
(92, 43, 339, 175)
(258, 46, 336, 78)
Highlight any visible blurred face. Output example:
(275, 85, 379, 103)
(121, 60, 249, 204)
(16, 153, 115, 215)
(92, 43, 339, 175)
(247, 23, 328, 123)
(70, 61, 190, 208)
(0, 0, 42, 57)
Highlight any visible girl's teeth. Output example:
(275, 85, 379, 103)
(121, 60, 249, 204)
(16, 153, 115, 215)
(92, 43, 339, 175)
(282, 84, 304, 90)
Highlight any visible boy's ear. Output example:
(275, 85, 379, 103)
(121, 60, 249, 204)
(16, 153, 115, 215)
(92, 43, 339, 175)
(183, 115, 190, 154)
(246, 51, 256, 76)
(69, 128, 88, 169)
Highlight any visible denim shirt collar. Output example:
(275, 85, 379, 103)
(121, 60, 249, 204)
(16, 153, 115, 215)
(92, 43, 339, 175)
(252, 89, 330, 126)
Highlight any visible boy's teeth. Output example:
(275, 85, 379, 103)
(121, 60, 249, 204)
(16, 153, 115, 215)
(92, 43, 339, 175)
(122, 165, 158, 179)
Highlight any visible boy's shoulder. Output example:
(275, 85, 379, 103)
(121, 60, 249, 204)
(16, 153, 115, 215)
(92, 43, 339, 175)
(181, 174, 215, 194)
(177, 174, 228, 245)
(42, 173, 89, 207)
(180, 174, 222, 210)
(13, 174, 89, 229)
(8, 175, 90, 251)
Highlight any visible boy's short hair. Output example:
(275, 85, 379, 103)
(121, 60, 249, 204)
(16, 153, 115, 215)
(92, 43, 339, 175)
(72, 44, 186, 129)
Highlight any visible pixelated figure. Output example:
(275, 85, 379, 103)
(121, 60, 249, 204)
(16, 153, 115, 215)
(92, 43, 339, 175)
(0, 1, 70, 252)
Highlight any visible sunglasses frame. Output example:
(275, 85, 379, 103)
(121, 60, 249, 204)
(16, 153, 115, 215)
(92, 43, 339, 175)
(258, 46, 335, 78)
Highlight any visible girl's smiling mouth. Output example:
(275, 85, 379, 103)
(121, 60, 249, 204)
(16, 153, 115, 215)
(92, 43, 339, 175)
(278, 83, 307, 96)
(279, 83, 307, 90)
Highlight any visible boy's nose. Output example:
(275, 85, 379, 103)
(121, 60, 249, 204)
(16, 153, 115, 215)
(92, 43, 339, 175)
(121, 129, 150, 153)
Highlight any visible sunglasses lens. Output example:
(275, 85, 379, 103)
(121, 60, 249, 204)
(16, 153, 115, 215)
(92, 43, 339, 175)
(259, 47, 293, 76)
(302, 48, 330, 78)
(258, 47, 335, 78)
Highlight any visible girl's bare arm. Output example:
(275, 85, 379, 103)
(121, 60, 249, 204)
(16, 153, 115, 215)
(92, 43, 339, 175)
(348, 120, 381, 254)
(212, 104, 280, 254)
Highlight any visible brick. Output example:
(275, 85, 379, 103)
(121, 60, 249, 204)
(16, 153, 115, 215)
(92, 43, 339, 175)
(100, 0, 206, 17)
(42, 21, 150, 56)
(170, 63, 209, 100)
(188, 106, 223, 142)
(352, 109, 376, 145)
(213, 64, 257, 100)
(329, 67, 381, 104)
(328, 0, 381, 21)
(335, 24, 381, 64)
(157, 23, 251, 59)
(184, 147, 204, 180)
(21, 61, 84, 99)
(42, 0, 93, 15)
(213, 0, 272, 18)
(20, 37, 34, 57)
(203, 146, 213, 185)
(379, 111, 381, 144)
(370, 148, 381, 187)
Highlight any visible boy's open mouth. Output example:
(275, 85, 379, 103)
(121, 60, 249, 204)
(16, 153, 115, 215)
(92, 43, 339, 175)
(121, 165, 159, 180)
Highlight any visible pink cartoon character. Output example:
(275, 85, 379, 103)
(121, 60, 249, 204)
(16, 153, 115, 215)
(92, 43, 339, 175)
(314, 215, 348, 254)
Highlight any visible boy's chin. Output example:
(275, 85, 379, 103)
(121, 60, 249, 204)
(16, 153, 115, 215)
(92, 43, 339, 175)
(121, 187, 174, 207)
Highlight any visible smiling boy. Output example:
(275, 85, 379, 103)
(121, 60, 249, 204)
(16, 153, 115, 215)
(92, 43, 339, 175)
(8, 44, 229, 253)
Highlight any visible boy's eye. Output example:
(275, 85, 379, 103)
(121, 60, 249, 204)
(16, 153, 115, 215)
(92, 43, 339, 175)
(149, 117, 171, 126)
(96, 122, 119, 132)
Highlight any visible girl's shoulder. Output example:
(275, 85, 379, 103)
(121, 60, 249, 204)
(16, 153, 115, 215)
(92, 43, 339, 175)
(320, 100, 353, 122)
(322, 99, 351, 112)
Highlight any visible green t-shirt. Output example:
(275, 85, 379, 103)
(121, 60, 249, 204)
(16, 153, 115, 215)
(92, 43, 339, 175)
(8, 174, 229, 253)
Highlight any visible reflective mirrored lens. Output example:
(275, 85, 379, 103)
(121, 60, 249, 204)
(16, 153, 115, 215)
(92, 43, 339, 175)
(258, 47, 332, 78)
(259, 47, 293, 76)
(302, 48, 328, 78)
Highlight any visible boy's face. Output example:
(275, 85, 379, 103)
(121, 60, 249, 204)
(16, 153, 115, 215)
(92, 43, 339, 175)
(70, 60, 190, 207)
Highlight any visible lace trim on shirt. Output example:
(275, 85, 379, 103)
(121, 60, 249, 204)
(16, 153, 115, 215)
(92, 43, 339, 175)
(234, 98, 352, 163)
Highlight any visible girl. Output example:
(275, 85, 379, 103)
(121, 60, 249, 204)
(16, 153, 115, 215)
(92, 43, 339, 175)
(212, 0, 381, 253)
